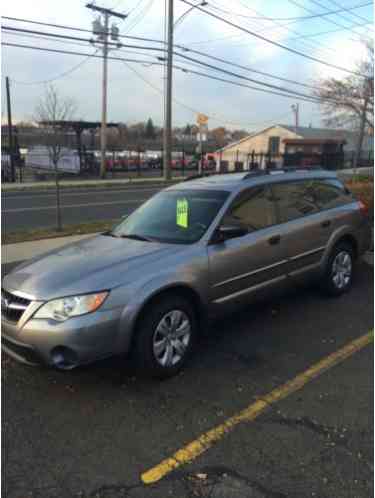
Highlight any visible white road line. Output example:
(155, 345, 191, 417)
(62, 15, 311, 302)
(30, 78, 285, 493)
(3, 187, 162, 200)
(3, 199, 146, 213)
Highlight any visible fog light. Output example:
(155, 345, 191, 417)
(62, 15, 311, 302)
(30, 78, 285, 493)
(51, 347, 78, 370)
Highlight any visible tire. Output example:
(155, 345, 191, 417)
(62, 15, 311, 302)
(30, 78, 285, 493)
(321, 242, 355, 296)
(133, 294, 197, 379)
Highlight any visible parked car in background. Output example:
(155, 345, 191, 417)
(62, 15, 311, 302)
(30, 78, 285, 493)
(2, 169, 370, 378)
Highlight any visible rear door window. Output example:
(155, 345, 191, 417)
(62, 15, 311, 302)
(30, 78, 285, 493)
(313, 179, 353, 210)
(223, 186, 276, 232)
(271, 180, 320, 223)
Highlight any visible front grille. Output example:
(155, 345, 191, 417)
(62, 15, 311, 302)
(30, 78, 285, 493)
(1, 289, 31, 323)
(2, 336, 40, 365)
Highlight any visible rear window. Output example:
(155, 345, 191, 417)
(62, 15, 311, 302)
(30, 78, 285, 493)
(313, 179, 353, 209)
(271, 180, 320, 223)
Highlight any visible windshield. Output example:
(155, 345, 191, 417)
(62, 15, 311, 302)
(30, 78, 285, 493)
(111, 189, 230, 244)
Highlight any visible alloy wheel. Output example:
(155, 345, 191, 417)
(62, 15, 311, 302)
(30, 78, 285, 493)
(332, 250, 352, 290)
(152, 310, 191, 367)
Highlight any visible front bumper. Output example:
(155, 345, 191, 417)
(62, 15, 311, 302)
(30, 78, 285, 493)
(2, 307, 123, 369)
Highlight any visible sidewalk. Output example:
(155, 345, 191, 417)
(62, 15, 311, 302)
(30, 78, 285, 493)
(2, 233, 97, 264)
(3, 167, 372, 192)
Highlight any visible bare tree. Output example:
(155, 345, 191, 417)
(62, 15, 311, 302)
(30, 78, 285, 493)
(34, 85, 76, 231)
(314, 40, 374, 129)
(313, 40, 374, 168)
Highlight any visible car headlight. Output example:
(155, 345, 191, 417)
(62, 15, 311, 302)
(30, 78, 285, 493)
(34, 292, 109, 322)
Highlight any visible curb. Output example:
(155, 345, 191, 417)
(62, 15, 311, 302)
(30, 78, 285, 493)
(2, 177, 184, 192)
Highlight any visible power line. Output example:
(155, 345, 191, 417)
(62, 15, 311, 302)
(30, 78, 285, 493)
(122, 0, 145, 16)
(323, 0, 373, 25)
(178, 0, 368, 76)
(2, 30, 163, 61)
(211, 0, 372, 53)
(306, 0, 373, 33)
(125, 0, 155, 33)
(206, 0, 346, 57)
(3, 14, 368, 101)
(182, 19, 373, 46)
(287, 20, 373, 41)
(182, 67, 323, 104)
(3, 25, 328, 100)
(206, 0, 372, 22)
(171, 50, 325, 102)
(2, 41, 326, 104)
(287, 0, 372, 40)
(121, 60, 294, 127)
(1, 22, 325, 93)
(4, 14, 364, 84)
(9, 49, 100, 85)
(176, 44, 320, 92)
(2, 41, 160, 66)
(2, 25, 165, 53)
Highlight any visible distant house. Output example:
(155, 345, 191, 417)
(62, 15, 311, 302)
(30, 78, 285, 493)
(216, 124, 373, 171)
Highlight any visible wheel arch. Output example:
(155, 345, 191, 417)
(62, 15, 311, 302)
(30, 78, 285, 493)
(130, 283, 206, 349)
(325, 227, 359, 265)
(335, 233, 358, 260)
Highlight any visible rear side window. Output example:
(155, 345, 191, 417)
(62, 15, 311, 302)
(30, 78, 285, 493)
(272, 180, 320, 223)
(223, 186, 276, 232)
(313, 179, 353, 209)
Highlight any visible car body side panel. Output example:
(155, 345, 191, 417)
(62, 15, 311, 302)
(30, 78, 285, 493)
(207, 225, 289, 307)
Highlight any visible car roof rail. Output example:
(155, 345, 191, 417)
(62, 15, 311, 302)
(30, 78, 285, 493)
(183, 173, 213, 182)
(242, 165, 324, 180)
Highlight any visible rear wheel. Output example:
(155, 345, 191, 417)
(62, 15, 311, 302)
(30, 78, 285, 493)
(322, 242, 354, 296)
(134, 295, 197, 378)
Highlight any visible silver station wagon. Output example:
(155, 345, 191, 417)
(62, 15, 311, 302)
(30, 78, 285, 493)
(2, 169, 371, 378)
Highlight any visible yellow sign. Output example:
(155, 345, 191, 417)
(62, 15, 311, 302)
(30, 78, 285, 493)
(196, 113, 208, 126)
(176, 198, 189, 228)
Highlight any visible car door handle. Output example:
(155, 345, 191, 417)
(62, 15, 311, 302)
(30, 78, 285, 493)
(268, 235, 281, 245)
(321, 220, 331, 228)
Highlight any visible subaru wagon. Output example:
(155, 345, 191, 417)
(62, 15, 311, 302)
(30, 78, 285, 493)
(2, 169, 371, 378)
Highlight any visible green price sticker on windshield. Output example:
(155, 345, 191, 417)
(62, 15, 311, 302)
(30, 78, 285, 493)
(176, 198, 189, 228)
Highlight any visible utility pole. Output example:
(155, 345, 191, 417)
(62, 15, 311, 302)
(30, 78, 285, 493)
(86, 3, 127, 179)
(291, 103, 299, 133)
(353, 78, 372, 171)
(163, 0, 174, 181)
(199, 129, 203, 175)
(5, 76, 16, 183)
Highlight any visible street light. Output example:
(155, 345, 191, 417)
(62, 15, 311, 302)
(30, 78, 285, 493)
(174, 1, 208, 29)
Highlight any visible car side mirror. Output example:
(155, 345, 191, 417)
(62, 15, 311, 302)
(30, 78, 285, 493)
(214, 224, 248, 243)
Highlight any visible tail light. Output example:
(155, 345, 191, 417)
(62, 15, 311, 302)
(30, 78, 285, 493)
(358, 200, 369, 217)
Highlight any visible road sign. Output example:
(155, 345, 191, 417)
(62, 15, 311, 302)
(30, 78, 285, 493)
(196, 113, 208, 126)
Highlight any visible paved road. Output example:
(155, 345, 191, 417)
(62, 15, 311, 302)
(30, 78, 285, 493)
(3, 260, 373, 498)
(2, 183, 173, 233)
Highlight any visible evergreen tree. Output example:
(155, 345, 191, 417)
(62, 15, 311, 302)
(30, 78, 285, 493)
(145, 118, 156, 139)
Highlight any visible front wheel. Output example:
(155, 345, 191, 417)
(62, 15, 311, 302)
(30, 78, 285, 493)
(322, 243, 354, 296)
(134, 295, 197, 379)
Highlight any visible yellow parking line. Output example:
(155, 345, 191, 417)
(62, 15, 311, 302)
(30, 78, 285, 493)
(141, 331, 373, 485)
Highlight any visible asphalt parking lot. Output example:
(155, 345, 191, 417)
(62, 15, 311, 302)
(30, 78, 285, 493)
(2, 260, 373, 498)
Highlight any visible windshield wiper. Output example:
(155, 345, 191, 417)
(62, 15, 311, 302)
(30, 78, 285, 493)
(119, 233, 155, 242)
(102, 231, 118, 237)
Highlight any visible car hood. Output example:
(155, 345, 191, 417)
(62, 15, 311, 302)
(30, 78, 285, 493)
(3, 234, 186, 300)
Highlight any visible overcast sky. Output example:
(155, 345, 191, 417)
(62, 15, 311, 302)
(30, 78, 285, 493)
(1, 0, 373, 131)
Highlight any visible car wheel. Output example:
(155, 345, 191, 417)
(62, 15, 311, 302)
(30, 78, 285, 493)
(322, 242, 354, 296)
(134, 295, 197, 379)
